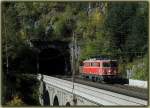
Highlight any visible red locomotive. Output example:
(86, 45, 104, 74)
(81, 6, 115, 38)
(80, 57, 121, 82)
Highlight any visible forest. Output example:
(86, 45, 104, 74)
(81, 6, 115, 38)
(1, 1, 148, 106)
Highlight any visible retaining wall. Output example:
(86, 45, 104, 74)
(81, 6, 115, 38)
(129, 79, 147, 88)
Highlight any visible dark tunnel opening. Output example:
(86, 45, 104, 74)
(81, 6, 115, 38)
(39, 48, 71, 76)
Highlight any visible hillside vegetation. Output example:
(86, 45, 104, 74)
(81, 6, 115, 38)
(2, 2, 148, 105)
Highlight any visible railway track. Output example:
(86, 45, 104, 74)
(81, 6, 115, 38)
(41, 75, 147, 106)
(55, 75, 148, 100)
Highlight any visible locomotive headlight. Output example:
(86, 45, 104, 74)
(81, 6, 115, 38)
(108, 70, 111, 73)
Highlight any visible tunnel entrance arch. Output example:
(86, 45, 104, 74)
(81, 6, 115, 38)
(30, 39, 71, 76)
(39, 48, 68, 76)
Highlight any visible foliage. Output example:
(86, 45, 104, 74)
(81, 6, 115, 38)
(1, 1, 148, 105)
(104, 2, 148, 54)
(6, 96, 25, 106)
(126, 54, 148, 80)
(18, 75, 40, 105)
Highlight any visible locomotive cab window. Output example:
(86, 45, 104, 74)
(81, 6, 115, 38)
(103, 61, 118, 67)
(103, 62, 111, 67)
(91, 62, 100, 67)
(84, 62, 90, 67)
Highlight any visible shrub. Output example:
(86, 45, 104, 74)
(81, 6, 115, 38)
(6, 96, 25, 106)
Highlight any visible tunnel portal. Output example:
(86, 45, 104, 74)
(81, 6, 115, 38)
(39, 48, 69, 75)
(30, 39, 71, 76)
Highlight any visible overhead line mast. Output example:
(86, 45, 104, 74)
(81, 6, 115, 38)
(71, 32, 77, 105)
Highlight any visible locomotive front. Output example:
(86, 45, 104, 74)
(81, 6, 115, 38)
(101, 60, 119, 80)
